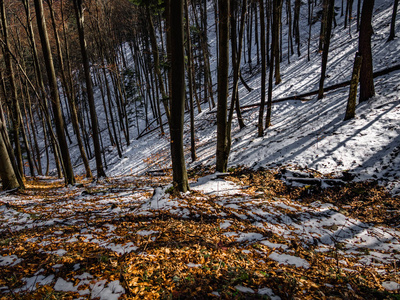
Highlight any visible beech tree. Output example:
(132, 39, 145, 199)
(169, 0, 189, 192)
(73, 0, 106, 178)
(216, 0, 230, 172)
(317, 0, 335, 99)
(359, 0, 375, 102)
(387, 0, 398, 41)
(0, 103, 22, 190)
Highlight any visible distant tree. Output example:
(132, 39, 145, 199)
(169, 0, 189, 192)
(230, 0, 246, 130)
(258, 0, 267, 137)
(293, 0, 301, 56)
(387, 0, 398, 42)
(47, 0, 92, 179)
(359, 0, 375, 102)
(185, 0, 196, 162)
(216, 0, 230, 172)
(317, 0, 334, 99)
(73, 0, 106, 178)
(273, 0, 283, 84)
(266, 0, 278, 128)
(344, 52, 362, 120)
(144, 4, 171, 125)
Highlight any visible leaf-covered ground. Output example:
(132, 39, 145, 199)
(1, 169, 399, 299)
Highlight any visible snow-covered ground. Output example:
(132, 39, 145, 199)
(1, 0, 400, 298)
(73, 0, 400, 196)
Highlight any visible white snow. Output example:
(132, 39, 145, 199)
(0, 254, 22, 266)
(235, 285, 255, 293)
(268, 252, 310, 269)
(382, 281, 400, 291)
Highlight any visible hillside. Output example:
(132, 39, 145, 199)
(1, 0, 400, 298)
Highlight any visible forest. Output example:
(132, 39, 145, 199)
(0, 0, 400, 298)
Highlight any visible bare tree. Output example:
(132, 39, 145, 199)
(169, 0, 189, 192)
(359, 0, 375, 102)
(216, 0, 230, 172)
(73, 0, 106, 178)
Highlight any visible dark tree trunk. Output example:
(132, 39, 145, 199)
(185, 0, 197, 162)
(359, 0, 375, 102)
(387, 0, 398, 42)
(230, 0, 246, 130)
(216, 0, 230, 173)
(169, 0, 189, 192)
(0, 103, 22, 190)
(258, 0, 267, 137)
(73, 0, 106, 178)
(274, 0, 283, 84)
(317, 0, 335, 99)
(344, 53, 362, 120)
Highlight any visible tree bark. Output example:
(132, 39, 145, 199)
(387, 0, 398, 42)
(359, 0, 375, 102)
(216, 0, 230, 173)
(185, 0, 197, 162)
(344, 53, 362, 120)
(0, 0, 24, 177)
(169, 0, 189, 192)
(318, 0, 335, 99)
(0, 118, 20, 190)
(258, 0, 267, 137)
(73, 0, 106, 178)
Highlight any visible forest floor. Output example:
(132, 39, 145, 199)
(1, 168, 400, 299)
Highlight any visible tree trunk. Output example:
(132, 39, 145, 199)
(344, 53, 362, 120)
(169, 0, 189, 192)
(0, 118, 20, 190)
(317, 0, 335, 99)
(0, 0, 24, 177)
(230, 0, 246, 130)
(73, 0, 106, 178)
(185, 0, 197, 162)
(359, 0, 375, 102)
(387, 0, 398, 42)
(216, 0, 230, 173)
(274, 0, 283, 84)
(266, 0, 277, 128)
(33, 0, 75, 185)
(258, 0, 267, 137)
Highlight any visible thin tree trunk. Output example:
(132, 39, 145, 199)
(185, 0, 197, 162)
(146, 6, 171, 125)
(387, 0, 398, 42)
(317, 0, 335, 99)
(344, 53, 362, 120)
(258, 0, 267, 137)
(73, 0, 106, 178)
(359, 0, 375, 102)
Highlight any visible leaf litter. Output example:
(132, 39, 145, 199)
(1, 168, 399, 299)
